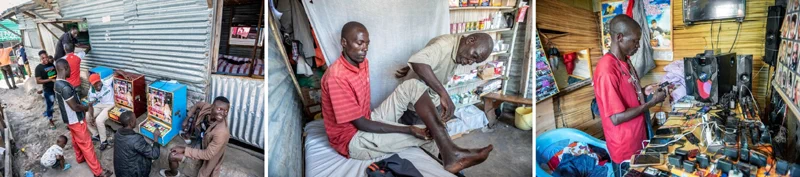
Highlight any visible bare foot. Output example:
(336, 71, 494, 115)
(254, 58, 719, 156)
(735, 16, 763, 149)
(444, 145, 493, 173)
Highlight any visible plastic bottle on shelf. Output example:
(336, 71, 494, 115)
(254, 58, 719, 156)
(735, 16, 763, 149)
(479, 20, 485, 30)
(481, 0, 490, 6)
(461, 0, 468, 7)
(486, 18, 492, 29)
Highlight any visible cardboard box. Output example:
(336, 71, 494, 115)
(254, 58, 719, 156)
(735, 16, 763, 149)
(480, 67, 496, 80)
(301, 88, 322, 105)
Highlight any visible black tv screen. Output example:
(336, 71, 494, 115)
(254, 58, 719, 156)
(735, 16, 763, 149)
(683, 0, 746, 25)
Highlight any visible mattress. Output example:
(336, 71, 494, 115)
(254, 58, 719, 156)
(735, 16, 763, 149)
(304, 120, 456, 177)
(216, 54, 264, 76)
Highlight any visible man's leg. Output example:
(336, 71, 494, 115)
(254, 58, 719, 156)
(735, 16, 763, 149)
(5, 66, 15, 88)
(1, 66, 12, 89)
(370, 79, 491, 172)
(96, 105, 113, 143)
(86, 107, 99, 138)
(68, 122, 104, 176)
(67, 124, 85, 163)
(166, 152, 184, 176)
(44, 92, 56, 128)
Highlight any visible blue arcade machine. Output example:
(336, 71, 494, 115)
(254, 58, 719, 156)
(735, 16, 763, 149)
(140, 81, 187, 146)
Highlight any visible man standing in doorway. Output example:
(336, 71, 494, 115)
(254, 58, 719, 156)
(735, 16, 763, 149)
(593, 15, 666, 177)
(53, 59, 113, 177)
(0, 43, 18, 89)
(161, 96, 231, 177)
(322, 22, 492, 174)
(55, 28, 79, 60)
(395, 33, 497, 125)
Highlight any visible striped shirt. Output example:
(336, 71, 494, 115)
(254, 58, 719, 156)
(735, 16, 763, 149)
(55, 79, 84, 124)
(321, 55, 371, 158)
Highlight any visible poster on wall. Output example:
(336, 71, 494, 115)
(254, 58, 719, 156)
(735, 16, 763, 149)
(230, 27, 264, 46)
(600, 1, 625, 53)
(536, 29, 560, 103)
(147, 88, 174, 124)
(114, 79, 134, 108)
(646, 0, 673, 61)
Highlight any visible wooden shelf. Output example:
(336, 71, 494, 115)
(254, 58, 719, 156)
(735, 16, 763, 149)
(446, 75, 503, 91)
(228, 44, 264, 48)
(490, 51, 509, 56)
(449, 6, 515, 11)
(452, 28, 511, 35)
(771, 81, 800, 119)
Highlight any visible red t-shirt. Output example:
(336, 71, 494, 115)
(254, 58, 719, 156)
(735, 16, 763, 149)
(65, 53, 81, 87)
(320, 55, 371, 158)
(592, 53, 647, 163)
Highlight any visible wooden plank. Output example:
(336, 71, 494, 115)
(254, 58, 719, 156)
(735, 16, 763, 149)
(39, 23, 59, 40)
(482, 93, 532, 105)
(249, 4, 264, 77)
(536, 97, 556, 136)
(33, 0, 60, 15)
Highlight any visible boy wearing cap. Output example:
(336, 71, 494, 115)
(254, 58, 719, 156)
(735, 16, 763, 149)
(86, 73, 114, 150)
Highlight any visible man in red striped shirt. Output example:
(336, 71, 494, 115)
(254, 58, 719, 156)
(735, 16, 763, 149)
(321, 21, 492, 174)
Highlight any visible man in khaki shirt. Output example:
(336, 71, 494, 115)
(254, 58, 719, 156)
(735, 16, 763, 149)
(161, 96, 231, 177)
(396, 33, 495, 122)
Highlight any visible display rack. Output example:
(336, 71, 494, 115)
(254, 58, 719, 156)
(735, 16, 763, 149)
(772, 81, 800, 118)
(447, 1, 526, 108)
(449, 6, 515, 11)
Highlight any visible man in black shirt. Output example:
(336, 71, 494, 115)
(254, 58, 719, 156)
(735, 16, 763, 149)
(54, 28, 78, 60)
(35, 50, 57, 129)
(113, 111, 160, 177)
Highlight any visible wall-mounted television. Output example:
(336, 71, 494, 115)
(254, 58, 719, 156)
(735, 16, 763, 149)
(683, 0, 746, 25)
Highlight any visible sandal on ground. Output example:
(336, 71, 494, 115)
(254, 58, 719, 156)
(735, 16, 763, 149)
(160, 169, 181, 177)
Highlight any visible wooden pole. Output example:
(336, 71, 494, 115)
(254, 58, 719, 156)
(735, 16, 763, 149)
(36, 24, 46, 52)
(249, 4, 264, 77)
(226, 6, 234, 55)
(39, 23, 59, 39)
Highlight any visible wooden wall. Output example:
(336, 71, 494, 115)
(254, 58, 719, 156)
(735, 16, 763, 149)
(662, 0, 773, 108)
(536, 0, 774, 139)
(537, 0, 606, 138)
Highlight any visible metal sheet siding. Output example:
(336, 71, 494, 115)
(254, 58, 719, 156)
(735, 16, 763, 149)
(267, 19, 303, 177)
(209, 75, 264, 149)
(58, 0, 213, 102)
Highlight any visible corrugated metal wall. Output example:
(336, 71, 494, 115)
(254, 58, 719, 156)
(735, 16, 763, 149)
(14, 2, 63, 66)
(267, 13, 303, 177)
(209, 75, 264, 149)
(57, 0, 213, 103)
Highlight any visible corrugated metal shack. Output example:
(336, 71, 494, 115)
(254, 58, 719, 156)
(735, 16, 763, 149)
(0, 0, 265, 150)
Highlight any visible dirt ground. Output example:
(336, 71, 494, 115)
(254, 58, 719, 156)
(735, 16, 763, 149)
(0, 77, 264, 177)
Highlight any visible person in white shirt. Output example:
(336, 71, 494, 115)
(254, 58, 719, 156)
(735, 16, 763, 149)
(41, 135, 70, 171)
(86, 73, 114, 151)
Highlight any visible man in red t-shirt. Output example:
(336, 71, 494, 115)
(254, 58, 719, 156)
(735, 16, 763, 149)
(592, 15, 666, 177)
(62, 44, 84, 98)
(320, 22, 492, 174)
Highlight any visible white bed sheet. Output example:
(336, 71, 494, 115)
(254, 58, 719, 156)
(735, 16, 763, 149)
(304, 120, 456, 177)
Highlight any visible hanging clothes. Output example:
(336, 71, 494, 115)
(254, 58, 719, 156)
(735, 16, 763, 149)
(277, 0, 316, 59)
(622, 0, 656, 77)
(311, 28, 326, 67)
